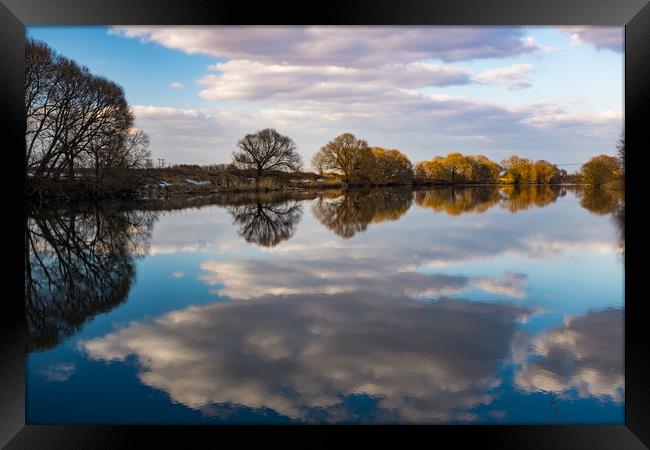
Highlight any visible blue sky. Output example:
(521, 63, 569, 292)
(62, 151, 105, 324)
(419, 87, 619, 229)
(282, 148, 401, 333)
(27, 26, 624, 167)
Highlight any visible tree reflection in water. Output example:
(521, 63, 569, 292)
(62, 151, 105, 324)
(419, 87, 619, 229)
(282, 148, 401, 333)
(572, 186, 624, 255)
(311, 188, 413, 238)
(25, 205, 157, 352)
(25, 185, 625, 351)
(226, 192, 303, 247)
(500, 185, 565, 212)
(414, 186, 502, 215)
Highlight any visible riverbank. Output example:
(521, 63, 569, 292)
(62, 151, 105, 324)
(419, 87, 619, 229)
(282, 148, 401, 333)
(26, 164, 600, 202)
(26, 175, 594, 206)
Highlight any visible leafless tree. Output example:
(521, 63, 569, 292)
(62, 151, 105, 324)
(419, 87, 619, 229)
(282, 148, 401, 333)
(25, 39, 151, 187)
(232, 128, 302, 179)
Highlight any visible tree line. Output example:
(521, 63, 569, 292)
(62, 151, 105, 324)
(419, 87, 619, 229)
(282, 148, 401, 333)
(25, 38, 622, 192)
(25, 39, 151, 191)
(231, 128, 623, 187)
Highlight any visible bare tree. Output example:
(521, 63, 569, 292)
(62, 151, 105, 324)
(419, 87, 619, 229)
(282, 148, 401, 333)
(311, 151, 327, 176)
(232, 128, 302, 179)
(25, 39, 151, 190)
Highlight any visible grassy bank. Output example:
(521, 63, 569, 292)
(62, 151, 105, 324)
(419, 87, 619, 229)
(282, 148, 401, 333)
(26, 165, 594, 203)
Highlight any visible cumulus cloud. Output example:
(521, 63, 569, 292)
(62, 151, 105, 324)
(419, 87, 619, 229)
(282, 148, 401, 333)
(131, 105, 253, 164)
(106, 26, 621, 165)
(514, 308, 624, 402)
(473, 64, 532, 90)
(111, 26, 543, 65)
(558, 26, 623, 52)
(81, 293, 531, 423)
(197, 60, 474, 101)
(169, 81, 183, 89)
(132, 95, 622, 165)
(519, 103, 622, 131)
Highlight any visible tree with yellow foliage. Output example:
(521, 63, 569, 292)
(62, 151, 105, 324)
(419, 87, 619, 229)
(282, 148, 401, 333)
(581, 154, 621, 188)
(467, 155, 502, 183)
(415, 156, 446, 180)
(370, 147, 414, 184)
(312, 133, 375, 184)
(501, 155, 533, 185)
(416, 153, 501, 183)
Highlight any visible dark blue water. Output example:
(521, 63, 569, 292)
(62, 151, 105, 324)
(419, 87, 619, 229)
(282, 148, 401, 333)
(26, 186, 624, 424)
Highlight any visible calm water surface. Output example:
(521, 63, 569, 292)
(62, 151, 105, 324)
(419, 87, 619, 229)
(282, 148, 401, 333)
(26, 186, 625, 424)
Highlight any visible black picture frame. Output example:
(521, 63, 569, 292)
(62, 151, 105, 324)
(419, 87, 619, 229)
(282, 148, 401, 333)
(3, 0, 648, 448)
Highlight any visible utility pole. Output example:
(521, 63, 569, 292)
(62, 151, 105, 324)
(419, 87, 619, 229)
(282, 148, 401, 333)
(158, 158, 165, 168)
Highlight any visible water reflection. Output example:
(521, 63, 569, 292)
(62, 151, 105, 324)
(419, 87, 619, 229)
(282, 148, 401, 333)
(81, 293, 531, 423)
(26, 185, 624, 424)
(575, 187, 624, 255)
(415, 186, 502, 215)
(514, 308, 624, 403)
(576, 187, 623, 216)
(227, 194, 303, 247)
(25, 205, 157, 352)
(500, 185, 564, 212)
(25, 186, 622, 352)
(413, 185, 565, 216)
(312, 188, 412, 238)
(199, 255, 527, 300)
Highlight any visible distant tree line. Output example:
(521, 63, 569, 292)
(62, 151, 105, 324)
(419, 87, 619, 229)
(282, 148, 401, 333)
(25, 39, 151, 188)
(415, 153, 503, 183)
(232, 129, 625, 187)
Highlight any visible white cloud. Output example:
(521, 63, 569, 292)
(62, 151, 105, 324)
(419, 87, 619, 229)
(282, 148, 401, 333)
(105, 26, 623, 166)
(557, 27, 623, 52)
(197, 60, 473, 101)
(473, 64, 533, 90)
(521, 108, 623, 133)
(133, 96, 622, 166)
(111, 26, 543, 65)
(169, 81, 184, 89)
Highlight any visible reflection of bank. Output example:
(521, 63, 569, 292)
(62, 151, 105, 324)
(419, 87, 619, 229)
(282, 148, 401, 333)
(25, 206, 157, 352)
(414, 185, 566, 216)
(571, 186, 624, 255)
(312, 188, 413, 238)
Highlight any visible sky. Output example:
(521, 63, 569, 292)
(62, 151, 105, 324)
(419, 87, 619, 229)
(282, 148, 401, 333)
(26, 26, 624, 169)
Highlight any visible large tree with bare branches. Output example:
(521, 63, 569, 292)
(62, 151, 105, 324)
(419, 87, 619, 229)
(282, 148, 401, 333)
(25, 38, 151, 184)
(232, 128, 303, 179)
